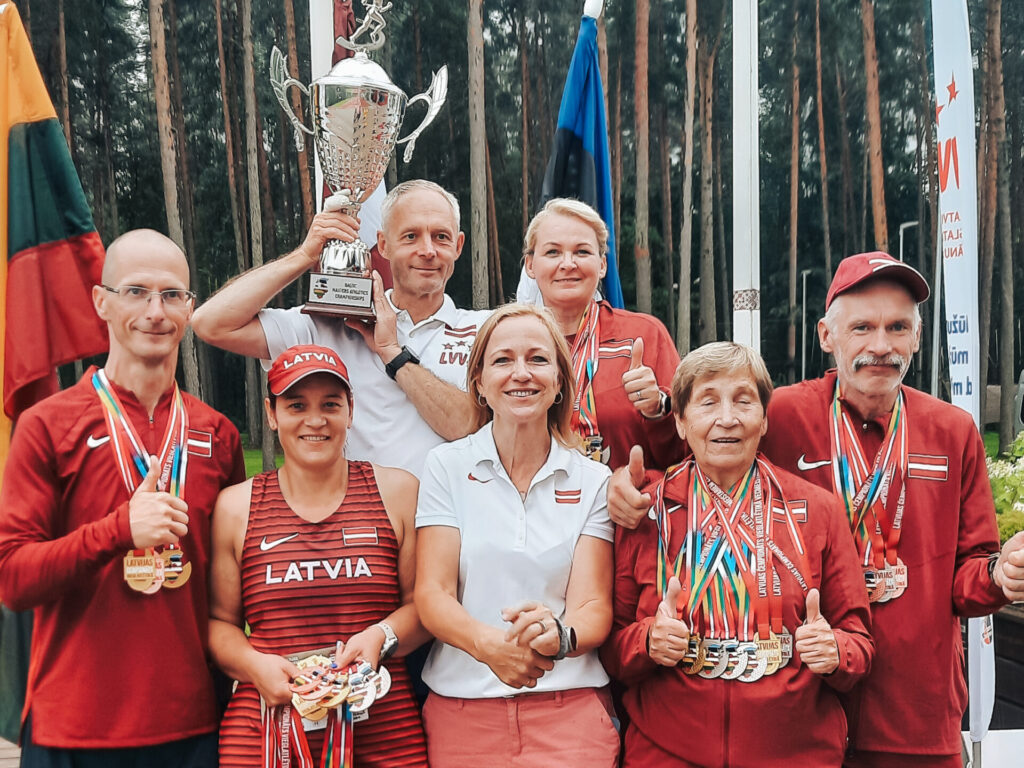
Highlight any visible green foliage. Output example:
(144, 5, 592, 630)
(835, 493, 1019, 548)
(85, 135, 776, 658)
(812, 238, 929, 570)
(986, 432, 1024, 544)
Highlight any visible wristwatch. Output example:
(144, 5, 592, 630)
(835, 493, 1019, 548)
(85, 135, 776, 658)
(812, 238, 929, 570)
(385, 346, 420, 380)
(375, 621, 399, 660)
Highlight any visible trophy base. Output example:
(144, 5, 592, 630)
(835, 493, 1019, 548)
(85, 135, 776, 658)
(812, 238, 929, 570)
(302, 271, 375, 322)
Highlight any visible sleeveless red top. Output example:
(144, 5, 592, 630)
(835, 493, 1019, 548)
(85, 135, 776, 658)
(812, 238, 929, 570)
(218, 463, 427, 767)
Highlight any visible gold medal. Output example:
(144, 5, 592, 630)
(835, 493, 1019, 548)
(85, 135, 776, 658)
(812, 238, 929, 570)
(681, 635, 706, 675)
(778, 628, 794, 665)
(755, 631, 783, 676)
(124, 548, 158, 592)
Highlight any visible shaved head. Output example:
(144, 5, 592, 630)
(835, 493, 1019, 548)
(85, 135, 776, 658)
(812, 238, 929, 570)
(103, 229, 190, 288)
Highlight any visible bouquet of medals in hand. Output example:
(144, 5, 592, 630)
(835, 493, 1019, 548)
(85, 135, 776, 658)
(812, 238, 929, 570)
(288, 650, 392, 722)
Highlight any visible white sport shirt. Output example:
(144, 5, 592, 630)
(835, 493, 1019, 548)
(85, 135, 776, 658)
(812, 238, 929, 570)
(416, 422, 613, 698)
(259, 291, 491, 477)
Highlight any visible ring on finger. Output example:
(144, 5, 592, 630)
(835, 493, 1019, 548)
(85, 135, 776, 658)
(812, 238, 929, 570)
(534, 620, 546, 634)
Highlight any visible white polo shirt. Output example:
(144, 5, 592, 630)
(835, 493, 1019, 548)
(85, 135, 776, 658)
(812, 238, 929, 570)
(416, 422, 613, 698)
(259, 291, 491, 477)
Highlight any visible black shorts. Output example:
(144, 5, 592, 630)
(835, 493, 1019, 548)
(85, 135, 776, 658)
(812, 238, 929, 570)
(20, 717, 218, 768)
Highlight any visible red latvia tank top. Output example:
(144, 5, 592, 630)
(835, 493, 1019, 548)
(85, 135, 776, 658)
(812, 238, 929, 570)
(218, 463, 427, 767)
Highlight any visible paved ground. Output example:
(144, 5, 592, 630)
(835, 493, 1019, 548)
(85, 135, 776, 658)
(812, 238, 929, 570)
(0, 738, 16, 766)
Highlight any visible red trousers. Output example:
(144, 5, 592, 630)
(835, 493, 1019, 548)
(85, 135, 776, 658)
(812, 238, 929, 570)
(422, 687, 619, 768)
(844, 750, 962, 768)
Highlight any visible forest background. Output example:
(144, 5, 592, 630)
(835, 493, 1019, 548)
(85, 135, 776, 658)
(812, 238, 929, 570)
(19, 0, 1024, 455)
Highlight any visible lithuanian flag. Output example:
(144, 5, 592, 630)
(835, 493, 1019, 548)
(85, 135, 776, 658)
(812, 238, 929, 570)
(0, 1, 107, 490)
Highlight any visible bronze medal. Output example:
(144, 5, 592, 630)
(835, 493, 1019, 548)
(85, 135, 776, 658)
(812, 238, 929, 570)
(890, 557, 908, 599)
(681, 635, 706, 675)
(141, 555, 165, 594)
(159, 545, 192, 589)
(864, 566, 886, 602)
(123, 548, 158, 592)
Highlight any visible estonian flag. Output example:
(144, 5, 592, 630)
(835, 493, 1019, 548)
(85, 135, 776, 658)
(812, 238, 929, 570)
(520, 13, 623, 309)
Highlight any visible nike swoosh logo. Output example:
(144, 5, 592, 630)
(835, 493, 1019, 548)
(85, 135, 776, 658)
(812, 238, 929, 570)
(797, 455, 831, 471)
(260, 534, 299, 551)
(467, 472, 491, 483)
(86, 434, 110, 448)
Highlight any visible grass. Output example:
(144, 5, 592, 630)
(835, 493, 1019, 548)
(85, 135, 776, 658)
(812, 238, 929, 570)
(242, 445, 283, 477)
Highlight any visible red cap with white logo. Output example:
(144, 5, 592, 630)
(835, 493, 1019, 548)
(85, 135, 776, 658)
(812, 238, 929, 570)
(825, 251, 930, 310)
(268, 344, 352, 397)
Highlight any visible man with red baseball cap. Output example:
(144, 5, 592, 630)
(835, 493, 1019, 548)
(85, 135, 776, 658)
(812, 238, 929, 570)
(609, 251, 1024, 767)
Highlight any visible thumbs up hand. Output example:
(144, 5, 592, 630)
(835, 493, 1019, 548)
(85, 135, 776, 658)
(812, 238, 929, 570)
(607, 446, 652, 529)
(993, 531, 1024, 602)
(794, 588, 840, 675)
(647, 576, 691, 666)
(129, 455, 190, 548)
(621, 337, 664, 418)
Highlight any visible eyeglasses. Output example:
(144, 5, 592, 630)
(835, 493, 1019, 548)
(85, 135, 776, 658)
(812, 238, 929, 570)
(102, 285, 196, 307)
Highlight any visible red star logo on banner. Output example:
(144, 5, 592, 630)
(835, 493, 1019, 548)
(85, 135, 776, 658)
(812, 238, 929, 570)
(936, 103, 944, 125)
(946, 73, 959, 104)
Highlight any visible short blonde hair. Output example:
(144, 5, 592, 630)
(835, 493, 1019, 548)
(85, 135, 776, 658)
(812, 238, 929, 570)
(466, 303, 578, 449)
(671, 342, 773, 417)
(522, 198, 609, 260)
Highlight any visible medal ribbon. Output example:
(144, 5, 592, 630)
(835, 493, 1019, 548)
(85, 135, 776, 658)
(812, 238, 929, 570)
(262, 704, 315, 768)
(92, 369, 189, 496)
(569, 300, 602, 440)
(828, 380, 908, 568)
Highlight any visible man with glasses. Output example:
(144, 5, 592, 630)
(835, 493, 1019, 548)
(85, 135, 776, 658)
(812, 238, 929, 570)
(0, 229, 245, 767)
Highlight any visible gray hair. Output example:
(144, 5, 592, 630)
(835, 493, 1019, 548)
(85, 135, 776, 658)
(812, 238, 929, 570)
(380, 180, 461, 232)
(822, 293, 922, 335)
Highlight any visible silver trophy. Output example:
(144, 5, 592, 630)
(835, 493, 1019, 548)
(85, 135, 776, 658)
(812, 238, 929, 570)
(270, 0, 448, 319)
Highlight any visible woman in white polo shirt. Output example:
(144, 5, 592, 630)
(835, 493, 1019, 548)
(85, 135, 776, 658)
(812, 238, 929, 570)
(414, 303, 619, 767)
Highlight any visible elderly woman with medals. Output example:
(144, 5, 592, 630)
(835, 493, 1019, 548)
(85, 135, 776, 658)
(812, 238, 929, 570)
(601, 342, 874, 768)
(522, 198, 681, 470)
(415, 304, 620, 767)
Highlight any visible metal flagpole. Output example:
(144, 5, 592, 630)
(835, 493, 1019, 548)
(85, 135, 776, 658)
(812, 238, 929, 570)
(732, 0, 760, 353)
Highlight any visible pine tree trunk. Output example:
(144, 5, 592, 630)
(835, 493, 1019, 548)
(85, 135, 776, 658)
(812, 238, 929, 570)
(149, 0, 202, 399)
(612, 62, 622, 248)
(836, 63, 854, 260)
(57, 0, 70, 151)
(486, 140, 503, 306)
(283, 0, 313, 231)
(634, 0, 652, 313)
(658, 103, 675, 337)
(254, 96, 279, 264)
(167, 0, 197, 265)
(979, 11, 997, 426)
(519, 10, 530, 232)
(467, 0, 488, 309)
(715, 130, 730, 341)
(787, 13, 800, 383)
(697, 32, 718, 345)
(861, 0, 888, 251)
(814, 0, 832, 278)
(597, 16, 610, 123)
(240, 0, 273, 468)
(677, 0, 697, 354)
(987, 0, 1014, 451)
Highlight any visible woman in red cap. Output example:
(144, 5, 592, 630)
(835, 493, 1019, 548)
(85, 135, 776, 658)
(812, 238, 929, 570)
(210, 344, 429, 767)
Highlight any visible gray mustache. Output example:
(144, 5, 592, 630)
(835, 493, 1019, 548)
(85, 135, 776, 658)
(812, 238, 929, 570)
(852, 354, 908, 372)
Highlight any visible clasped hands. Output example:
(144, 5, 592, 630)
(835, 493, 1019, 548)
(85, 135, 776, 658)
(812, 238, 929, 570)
(477, 601, 562, 690)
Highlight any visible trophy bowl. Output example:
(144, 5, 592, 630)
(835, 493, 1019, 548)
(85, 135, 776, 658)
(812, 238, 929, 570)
(270, 41, 447, 320)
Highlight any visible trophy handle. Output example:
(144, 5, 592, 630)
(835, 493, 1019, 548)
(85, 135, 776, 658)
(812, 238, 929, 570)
(395, 65, 449, 163)
(270, 46, 314, 152)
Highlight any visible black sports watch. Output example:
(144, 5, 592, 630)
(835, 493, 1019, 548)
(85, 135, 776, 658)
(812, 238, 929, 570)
(385, 346, 420, 380)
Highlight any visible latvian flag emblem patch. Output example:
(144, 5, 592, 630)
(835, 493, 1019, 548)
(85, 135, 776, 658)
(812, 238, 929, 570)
(555, 489, 582, 505)
(444, 326, 478, 340)
(907, 454, 948, 481)
(342, 527, 379, 546)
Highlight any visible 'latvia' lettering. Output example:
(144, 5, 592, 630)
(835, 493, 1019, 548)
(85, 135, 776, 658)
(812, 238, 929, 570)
(283, 351, 338, 369)
(264, 557, 372, 584)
